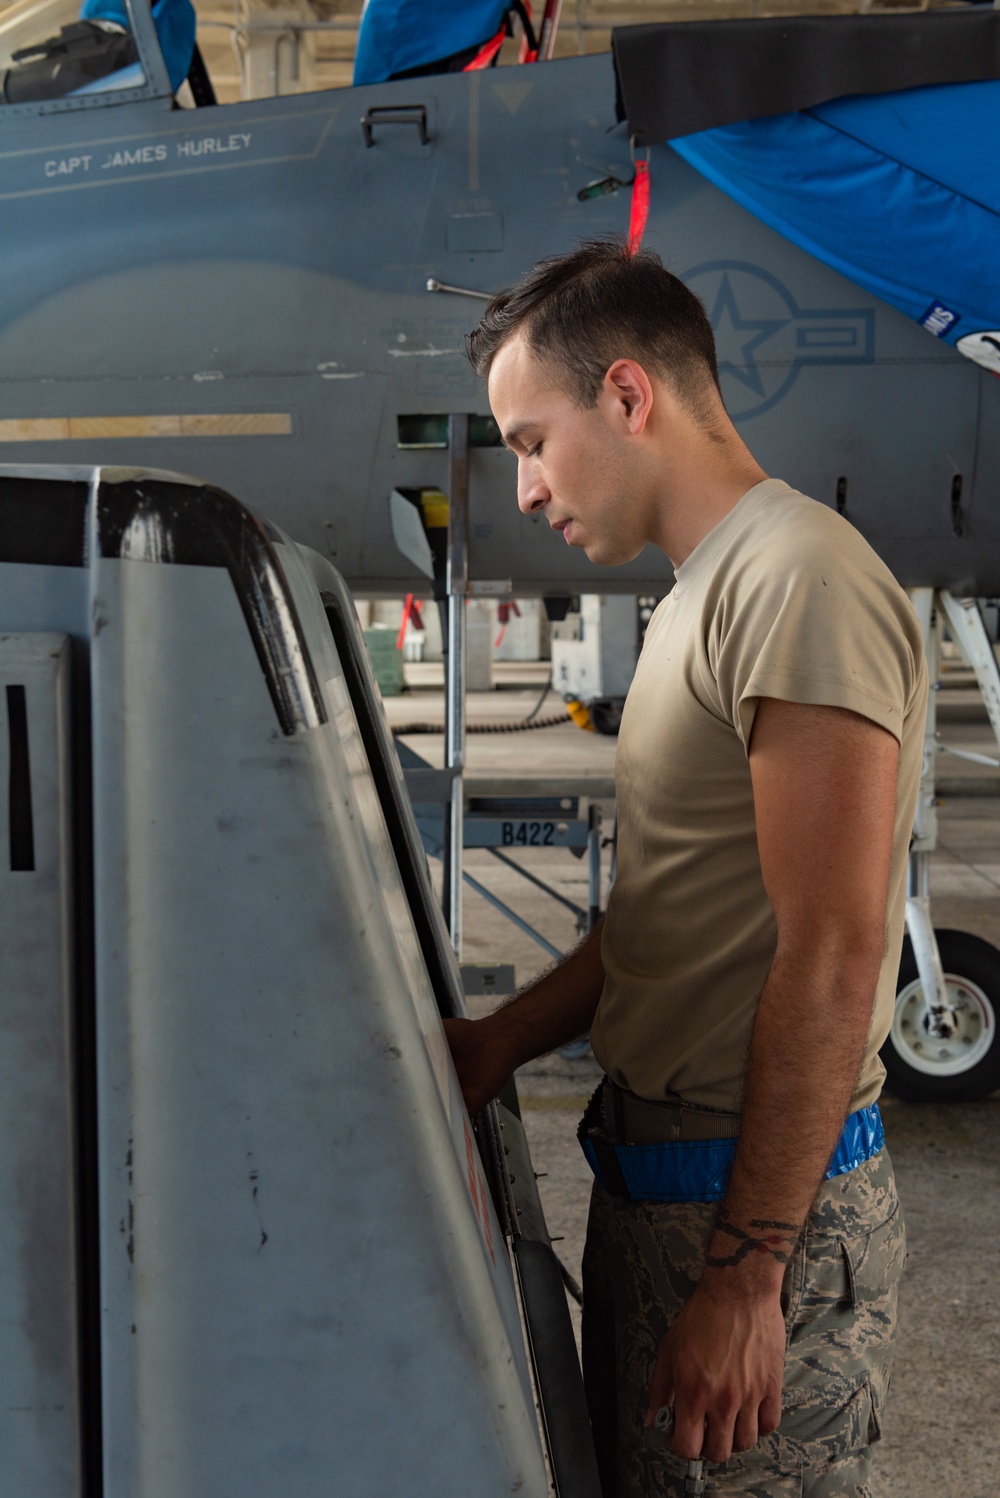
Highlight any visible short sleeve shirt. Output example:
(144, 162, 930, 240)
(589, 479, 928, 1114)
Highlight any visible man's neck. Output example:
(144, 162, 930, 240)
(650, 445, 769, 570)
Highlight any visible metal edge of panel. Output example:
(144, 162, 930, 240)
(496, 1096, 602, 1498)
(312, 566, 588, 1490)
(307, 554, 598, 1493)
(315, 570, 468, 1024)
(93, 471, 326, 736)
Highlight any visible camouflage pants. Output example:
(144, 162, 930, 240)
(581, 1148, 905, 1498)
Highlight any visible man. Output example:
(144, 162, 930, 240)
(445, 239, 927, 1497)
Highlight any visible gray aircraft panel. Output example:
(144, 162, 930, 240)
(0, 632, 80, 1497)
(0, 464, 602, 1497)
(90, 559, 543, 1496)
(0, 49, 994, 593)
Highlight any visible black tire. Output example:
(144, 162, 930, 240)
(589, 698, 624, 736)
(881, 929, 1000, 1102)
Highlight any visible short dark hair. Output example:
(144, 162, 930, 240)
(466, 238, 721, 415)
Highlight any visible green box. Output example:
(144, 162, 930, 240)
(363, 626, 404, 697)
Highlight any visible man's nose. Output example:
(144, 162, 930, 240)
(517, 463, 549, 515)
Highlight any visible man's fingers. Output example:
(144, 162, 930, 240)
(759, 1385, 783, 1437)
(670, 1405, 708, 1462)
(732, 1404, 760, 1454)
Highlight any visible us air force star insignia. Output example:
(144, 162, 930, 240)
(683, 261, 875, 421)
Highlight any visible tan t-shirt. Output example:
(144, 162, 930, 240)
(590, 479, 927, 1114)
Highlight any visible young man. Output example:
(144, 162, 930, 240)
(445, 240, 927, 1498)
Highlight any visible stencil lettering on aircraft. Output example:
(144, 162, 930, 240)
(42, 133, 251, 181)
(102, 144, 169, 170)
(683, 261, 874, 420)
(175, 132, 253, 159)
(44, 155, 92, 177)
(5, 110, 338, 203)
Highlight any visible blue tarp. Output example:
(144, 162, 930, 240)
(353, 0, 507, 85)
(671, 79, 1000, 374)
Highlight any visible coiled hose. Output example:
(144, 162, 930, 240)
(392, 679, 588, 735)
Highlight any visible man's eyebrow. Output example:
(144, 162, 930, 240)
(502, 424, 535, 451)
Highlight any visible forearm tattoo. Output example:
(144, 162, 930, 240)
(704, 1212, 800, 1268)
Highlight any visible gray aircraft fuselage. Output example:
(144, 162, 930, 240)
(0, 37, 996, 595)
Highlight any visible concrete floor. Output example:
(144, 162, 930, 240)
(387, 664, 1000, 1498)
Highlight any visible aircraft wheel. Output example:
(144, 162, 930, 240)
(880, 930, 1000, 1102)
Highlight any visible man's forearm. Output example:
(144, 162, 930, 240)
(444, 924, 606, 1113)
(492, 923, 606, 1066)
(703, 930, 883, 1295)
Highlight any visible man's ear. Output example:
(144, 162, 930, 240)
(604, 359, 653, 435)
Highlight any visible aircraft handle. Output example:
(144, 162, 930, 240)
(362, 104, 430, 148)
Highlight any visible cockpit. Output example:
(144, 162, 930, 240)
(0, 0, 163, 101)
(0, 0, 554, 110)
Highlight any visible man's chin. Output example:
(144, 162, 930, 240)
(583, 538, 644, 568)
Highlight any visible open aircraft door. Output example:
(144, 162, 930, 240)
(0, 464, 599, 1498)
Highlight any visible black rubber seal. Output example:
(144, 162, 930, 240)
(96, 476, 326, 736)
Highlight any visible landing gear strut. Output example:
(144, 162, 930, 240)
(882, 591, 1000, 1102)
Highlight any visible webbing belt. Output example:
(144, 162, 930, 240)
(628, 157, 650, 252)
(578, 1080, 885, 1204)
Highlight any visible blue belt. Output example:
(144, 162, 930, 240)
(578, 1089, 885, 1204)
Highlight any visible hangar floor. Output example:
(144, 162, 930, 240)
(386, 665, 1000, 1498)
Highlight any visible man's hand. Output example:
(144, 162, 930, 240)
(645, 1277, 785, 1463)
(443, 1016, 518, 1114)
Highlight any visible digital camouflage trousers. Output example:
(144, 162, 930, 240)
(581, 1148, 905, 1498)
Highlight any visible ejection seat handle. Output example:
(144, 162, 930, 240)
(361, 104, 430, 148)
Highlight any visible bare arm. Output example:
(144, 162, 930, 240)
(649, 698, 900, 1464)
(445, 924, 606, 1113)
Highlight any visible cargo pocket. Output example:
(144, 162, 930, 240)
(865, 1361, 891, 1446)
(836, 1195, 905, 1435)
(639, 1427, 805, 1497)
(783, 1191, 904, 1456)
(776, 1372, 880, 1463)
(840, 1198, 905, 1322)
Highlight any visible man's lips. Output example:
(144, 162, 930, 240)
(553, 519, 574, 543)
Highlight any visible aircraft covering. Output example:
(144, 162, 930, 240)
(614, 14, 1000, 374)
(353, 0, 508, 83)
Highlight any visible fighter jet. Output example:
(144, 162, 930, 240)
(0, 0, 997, 1096)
